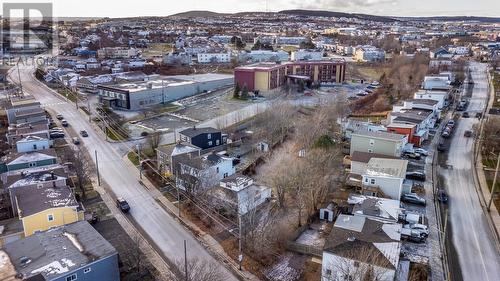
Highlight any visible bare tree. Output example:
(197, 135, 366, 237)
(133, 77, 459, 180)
(147, 130, 161, 152)
(173, 257, 227, 281)
(63, 147, 92, 199)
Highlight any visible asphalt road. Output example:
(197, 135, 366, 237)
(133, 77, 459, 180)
(441, 62, 500, 281)
(8, 65, 238, 280)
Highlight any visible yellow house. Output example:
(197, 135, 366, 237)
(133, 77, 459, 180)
(15, 186, 84, 237)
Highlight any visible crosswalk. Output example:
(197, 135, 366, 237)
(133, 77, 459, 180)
(41, 101, 66, 107)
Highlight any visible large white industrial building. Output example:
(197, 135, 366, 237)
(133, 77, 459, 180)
(97, 73, 233, 110)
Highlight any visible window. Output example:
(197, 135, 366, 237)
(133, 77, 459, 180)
(47, 214, 54, 222)
(370, 179, 376, 185)
(84, 267, 91, 274)
(223, 172, 228, 178)
(368, 149, 373, 153)
(29, 162, 37, 167)
(216, 139, 220, 146)
(365, 178, 368, 183)
(369, 139, 375, 146)
(208, 141, 212, 146)
(207, 133, 211, 139)
(66, 273, 77, 281)
(216, 167, 219, 173)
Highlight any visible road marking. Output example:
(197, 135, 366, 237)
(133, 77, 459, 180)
(42, 102, 66, 106)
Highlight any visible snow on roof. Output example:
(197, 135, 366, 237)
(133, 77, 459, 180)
(365, 158, 408, 179)
(8, 152, 56, 166)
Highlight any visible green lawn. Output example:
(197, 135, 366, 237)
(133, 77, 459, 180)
(127, 151, 140, 166)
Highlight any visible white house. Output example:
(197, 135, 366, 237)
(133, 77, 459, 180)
(354, 45, 386, 62)
(15, 136, 51, 153)
(291, 50, 324, 61)
(350, 130, 408, 157)
(361, 158, 409, 200)
(322, 214, 401, 281)
(213, 174, 272, 215)
(350, 151, 398, 175)
(422, 75, 451, 91)
(347, 194, 402, 223)
(197, 52, 231, 63)
(413, 89, 449, 109)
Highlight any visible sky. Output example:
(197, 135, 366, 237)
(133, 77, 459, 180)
(7, 0, 500, 18)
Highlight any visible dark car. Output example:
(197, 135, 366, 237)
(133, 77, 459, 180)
(49, 132, 65, 139)
(401, 193, 426, 206)
(72, 137, 80, 145)
(406, 171, 426, 181)
(56, 114, 64, 120)
(116, 197, 130, 213)
(462, 112, 469, 118)
(80, 130, 89, 137)
(61, 119, 69, 127)
(464, 130, 472, 137)
(438, 141, 446, 152)
(437, 190, 448, 204)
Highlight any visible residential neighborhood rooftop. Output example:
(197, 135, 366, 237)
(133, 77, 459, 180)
(365, 158, 408, 178)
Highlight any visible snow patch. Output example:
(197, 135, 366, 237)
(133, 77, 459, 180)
(63, 232, 84, 252)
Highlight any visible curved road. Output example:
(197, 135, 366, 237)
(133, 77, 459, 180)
(441, 62, 500, 281)
(8, 65, 238, 280)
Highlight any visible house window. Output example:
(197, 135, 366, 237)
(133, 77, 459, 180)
(223, 172, 228, 178)
(364, 178, 368, 183)
(216, 167, 219, 173)
(369, 139, 375, 146)
(208, 141, 213, 146)
(84, 267, 91, 274)
(29, 162, 37, 167)
(207, 133, 211, 139)
(47, 214, 54, 222)
(66, 273, 77, 281)
(370, 179, 376, 185)
(368, 149, 373, 153)
(33, 144, 37, 150)
(216, 139, 220, 146)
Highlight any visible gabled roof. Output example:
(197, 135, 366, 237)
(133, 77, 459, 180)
(16, 185, 79, 217)
(324, 214, 401, 270)
(6, 151, 56, 166)
(352, 129, 406, 142)
(1, 221, 116, 281)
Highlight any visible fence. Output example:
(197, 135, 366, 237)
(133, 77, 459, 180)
(285, 224, 323, 258)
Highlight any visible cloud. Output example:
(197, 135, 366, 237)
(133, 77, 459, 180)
(291, 0, 399, 10)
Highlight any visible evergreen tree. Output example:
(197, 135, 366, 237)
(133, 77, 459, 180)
(233, 83, 240, 99)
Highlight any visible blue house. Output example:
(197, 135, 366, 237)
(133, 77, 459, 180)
(179, 126, 225, 150)
(1, 221, 120, 281)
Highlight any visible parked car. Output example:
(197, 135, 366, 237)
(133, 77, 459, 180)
(464, 130, 472, 137)
(49, 132, 65, 139)
(405, 152, 421, 160)
(403, 223, 429, 237)
(56, 114, 64, 120)
(441, 130, 450, 138)
(476, 112, 482, 119)
(437, 141, 447, 152)
(116, 197, 130, 213)
(61, 119, 69, 127)
(72, 137, 80, 145)
(80, 130, 88, 137)
(401, 193, 426, 206)
(447, 120, 455, 127)
(401, 227, 427, 243)
(414, 148, 429, 156)
(462, 112, 469, 118)
(406, 172, 426, 181)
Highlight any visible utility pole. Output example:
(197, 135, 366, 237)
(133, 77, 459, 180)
(184, 240, 188, 281)
(238, 213, 242, 271)
(176, 171, 181, 217)
(17, 63, 23, 95)
(487, 152, 500, 211)
(136, 144, 142, 179)
(95, 150, 101, 186)
(87, 95, 91, 122)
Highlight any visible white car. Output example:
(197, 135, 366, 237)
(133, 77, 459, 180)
(404, 223, 429, 237)
(414, 148, 429, 156)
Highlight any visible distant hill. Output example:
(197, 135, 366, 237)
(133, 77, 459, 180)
(278, 9, 398, 22)
(167, 9, 500, 23)
(398, 16, 500, 23)
(169, 10, 229, 18)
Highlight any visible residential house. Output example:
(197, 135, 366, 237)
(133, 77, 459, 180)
(97, 47, 138, 59)
(343, 119, 387, 140)
(361, 158, 409, 200)
(354, 45, 386, 62)
(0, 149, 57, 173)
(347, 194, 402, 223)
(173, 152, 235, 193)
(291, 49, 324, 61)
(349, 151, 398, 175)
(178, 127, 225, 151)
(6, 122, 50, 146)
(197, 52, 231, 63)
(4, 98, 42, 125)
(350, 130, 407, 157)
(430, 47, 452, 59)
(422, 75, 451, 91)
(157, 142, 201, 176)
(413, 89, 449, 109)
(209, 174, 272, 216)
(1, 221, 120, 281)
(15, 136, 52, 153)
(321, 214, 401, 281)
(15, 184, 83, 236)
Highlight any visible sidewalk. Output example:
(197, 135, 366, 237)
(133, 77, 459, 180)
(122, 155, 260, 281)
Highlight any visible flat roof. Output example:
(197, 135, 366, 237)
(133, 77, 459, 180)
(16, 185, 79, 217)
(1, 221, 116, 280)
(365, 158, 408, 179)
(352, 129, 406, 142)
